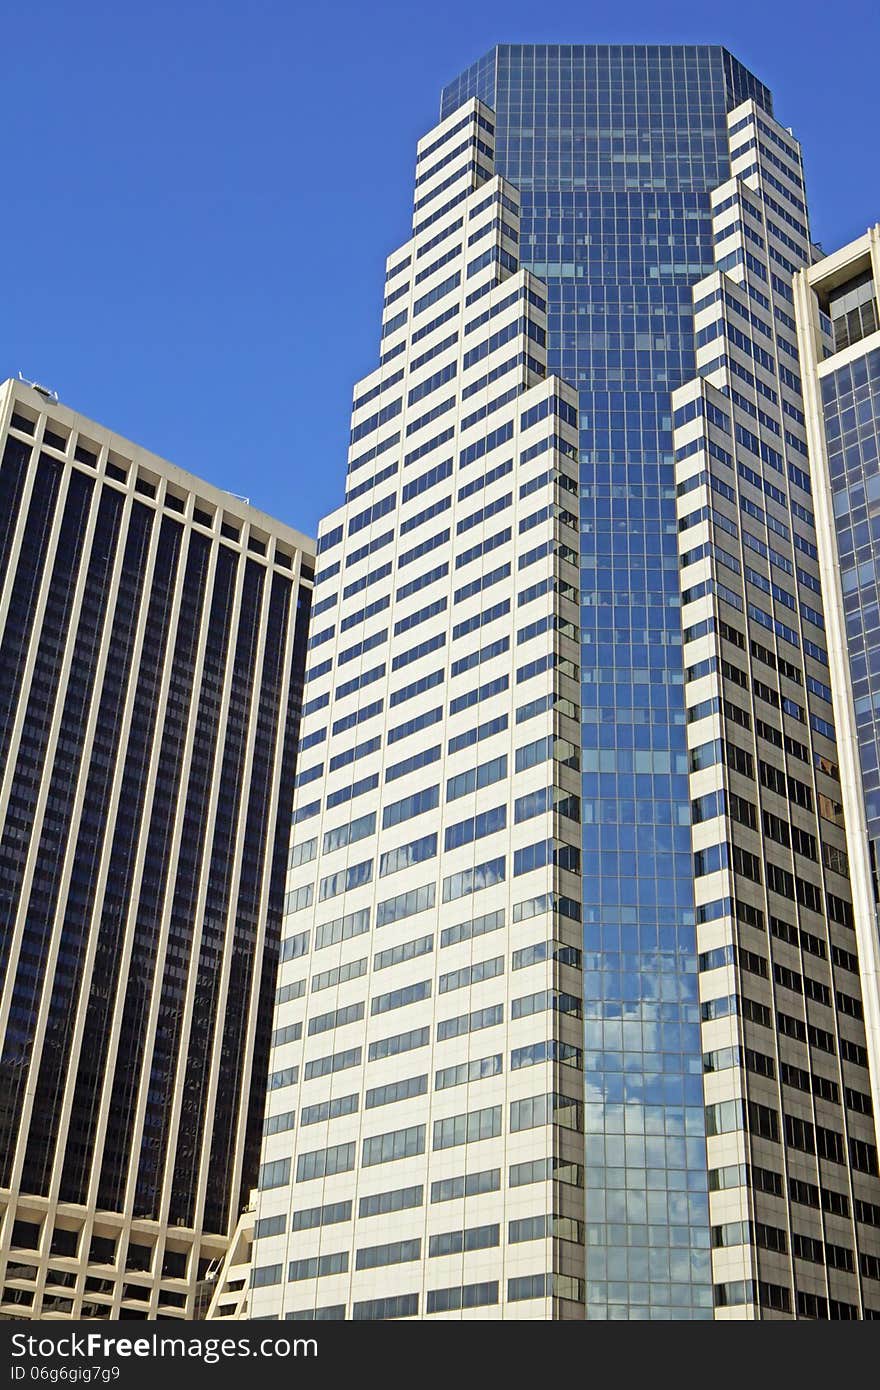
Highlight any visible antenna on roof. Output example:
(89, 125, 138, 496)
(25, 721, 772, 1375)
(17, 372, 59, 404)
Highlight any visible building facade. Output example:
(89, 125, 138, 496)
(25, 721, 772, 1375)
(438, 43, 880, 1320)
(241, 48, 880, 1321)
(439, 42, 776, 1320)
(795, 226, 880, 1143)
(0, 377, 314, 1319)
(249, 99, 588, 1321)
(671, 121, 880, 1317)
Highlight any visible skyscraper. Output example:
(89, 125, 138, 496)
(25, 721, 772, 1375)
(249, 97, 586, 1322)
(0, 377, 314, 1319)
(440, 43, 880, 1320)
(248, 47, 880, 1321)
(671, 126, 880, 1318)
(439, 42, 773, 1320)
(795, 226, 880, 1129)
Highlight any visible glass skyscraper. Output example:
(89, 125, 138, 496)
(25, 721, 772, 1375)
(239, 47, 880, 1322)
(439, 44, 774, 1320)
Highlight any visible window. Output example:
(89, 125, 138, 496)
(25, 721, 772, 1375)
(448, 713, 508, 756)
(391, 631, 446, 670)
(379, 833, 437, 877)
(437, 1004, 503, 1041)
(452, 598, 510, 641)
(442, 856, 505, 902)
(371, 980, 432, 1015)
(430, 1169, 500, 1202)
(454, 561, 510, 606)
(323, 811, 375, 850)
(509, 1157, 583, 1189)
(328, 735, 380, 773)
(368, 1027, 430, 1062)
(352, 1294, 419, 1321)
(362, 1125, 426, 1167)
(382, 784, 440, 829)
(295, 1142, 356, 1182)
(435, 1055, 502, 1090)
(449, 673, 509, 718)
(515, 734, 578, 773)
(254, 1215, 287, 1239)
(318, 859, 373, 902)
(511, 1093, 581, 1133)
(280, 931, 309, 962)
(288, 838, 317, 869)
(307, 1002, 364, 1036)
(450, 635, 509, 678)
(439, 957, 503, 994)
(311, 957, 368, 993)
(355, 1240, 421, 1270)
(325, 770, 380, 807)
(315, 907, 370, 951)
(428, 1224, 499, 1257)
(440, 908, 504, 948)
(359, 1186, 423, 1219)
(267, 1066, 298, 1091)
(365, 1075, 428, 1108)
(284, 886, 313, 915)
(386, 745, 441, 783)
(272, 1022, 303, 1047)
(388, 705, 443, 745)
(513, 839, 580, 878)
(374, 934, 433, 972)
(397, 564, 449, 604)
(511, 989, 580, 1020)
(288, 1252, 348, 1281)
(258, 1158, 291, 1191)
(390, 669, 445, 711)
(444, 805, 506, 851)
(376, 882, 436, 928)
(263, 1111, 296, 1136)
(446, 754, 507, 801)
(426, 1282, 498, 1314)
(304, 1048, 362, 1081)
(512, 940, 580, 971)
(433, 1105, 501, 1150)
(291, 1201, 352, 1232)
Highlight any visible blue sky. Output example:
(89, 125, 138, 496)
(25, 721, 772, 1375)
(3, 0, 878, 536)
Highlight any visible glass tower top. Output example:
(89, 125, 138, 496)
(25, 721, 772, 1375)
(440, 45, 773, 1319)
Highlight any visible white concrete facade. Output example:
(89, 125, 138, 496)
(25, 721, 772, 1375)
(246, 100, 586, 1321)
(673, 110, 880, 1318)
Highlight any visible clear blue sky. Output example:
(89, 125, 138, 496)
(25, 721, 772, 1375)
(3, 0, 878, 536)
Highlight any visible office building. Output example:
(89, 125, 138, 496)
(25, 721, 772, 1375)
(440, 44, 776, 1317)
(670, 116, 880, 1315)
(249, 98, 586, 1321)
(795, 227, 880, 1129)
(441, 43, 880, 1320)
(0, 377, 314, 1319)
(245, 50, 880, 1321)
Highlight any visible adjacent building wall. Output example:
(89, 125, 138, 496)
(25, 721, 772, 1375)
(0, 379, 314, 1319)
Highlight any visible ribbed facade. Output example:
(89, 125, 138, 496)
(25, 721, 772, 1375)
(439, 43, 775, 1319)
(672, 112, 880, 1316)
(247, 99, 586, 1321)
(0, 379, 314, 1319)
